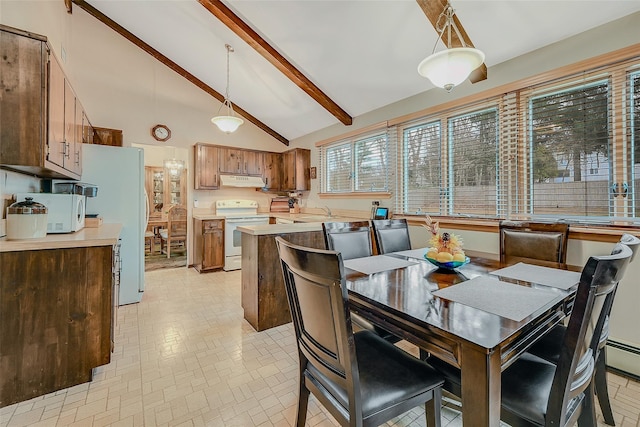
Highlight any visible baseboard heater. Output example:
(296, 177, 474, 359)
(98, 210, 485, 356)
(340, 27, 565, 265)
(606, 340, 640, 381)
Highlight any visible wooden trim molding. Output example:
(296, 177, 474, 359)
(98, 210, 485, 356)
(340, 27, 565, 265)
(314, 121, 389, 147)
(390, 42, 640, 127)
(318, 192, 392, 199)
(396, 214, 638, 244)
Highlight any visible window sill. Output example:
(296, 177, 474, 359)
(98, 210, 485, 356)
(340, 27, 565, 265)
(395, 214, 638, 243)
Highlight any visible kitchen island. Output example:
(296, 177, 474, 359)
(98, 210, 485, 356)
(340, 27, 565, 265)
(0, 224, 121, 407)
(238, 222, 325, 331)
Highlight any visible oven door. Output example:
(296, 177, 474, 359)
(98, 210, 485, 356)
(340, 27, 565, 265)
(224, 217, 270, 271)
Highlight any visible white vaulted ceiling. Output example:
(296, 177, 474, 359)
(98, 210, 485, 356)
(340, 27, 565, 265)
(86, 0, 640, 143)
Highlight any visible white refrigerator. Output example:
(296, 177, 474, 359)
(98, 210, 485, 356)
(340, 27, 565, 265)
(81, 144, 145, 305)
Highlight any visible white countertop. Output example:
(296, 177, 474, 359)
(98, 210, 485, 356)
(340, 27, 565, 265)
(237, 222, 323, 236)
(0, 223, 123, 252)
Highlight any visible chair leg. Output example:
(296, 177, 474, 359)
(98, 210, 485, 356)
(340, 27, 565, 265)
(578, 383, 597, 427)
(296, 380, 310, 427)
(167, 239, 171, 258)
(425, 388, 442, 427)
(595, 350, 616, 425)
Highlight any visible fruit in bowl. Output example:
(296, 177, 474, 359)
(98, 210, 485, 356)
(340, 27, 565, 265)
(424, 231, 469, 270)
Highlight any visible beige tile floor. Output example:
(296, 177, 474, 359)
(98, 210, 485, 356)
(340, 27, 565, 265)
(1, 267, 639, 427)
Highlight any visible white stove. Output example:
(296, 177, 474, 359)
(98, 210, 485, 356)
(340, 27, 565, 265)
(216, 200, 270, 271)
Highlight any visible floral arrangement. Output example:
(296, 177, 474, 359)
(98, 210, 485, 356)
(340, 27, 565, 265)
(422, 215, 466, 263)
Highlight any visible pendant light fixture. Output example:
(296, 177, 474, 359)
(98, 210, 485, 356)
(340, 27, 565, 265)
(211, 44, 244, 133)
(417, 2, 485, 92)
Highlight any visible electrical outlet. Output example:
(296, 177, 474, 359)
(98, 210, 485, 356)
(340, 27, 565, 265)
(372, 201, 380, 206)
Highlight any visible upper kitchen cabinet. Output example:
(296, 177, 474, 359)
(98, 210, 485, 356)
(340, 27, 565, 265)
(281, 148, 310, 191)
(218, 147, 245, 175)
(0, 24, 86, 180)
(217, 147, 263, 176)
(194, 143, 219, 190)
(263, 152, 282, 191)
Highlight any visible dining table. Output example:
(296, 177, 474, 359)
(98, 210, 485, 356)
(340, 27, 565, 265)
(344, 248, 582, 427)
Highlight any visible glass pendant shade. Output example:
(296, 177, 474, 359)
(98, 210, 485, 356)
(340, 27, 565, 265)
(211, 114, 244, 133)
(417, 47, 485, 92)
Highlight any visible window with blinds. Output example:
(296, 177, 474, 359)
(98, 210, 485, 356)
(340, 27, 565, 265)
(322, 131, 389, 193)
(448, 108, 499, 216)
(526, 79, 611, 217)
(319, 51, 640, 224)
(325, 143, 352, 192)
(402, 122, 441, 214)
(631, 71, 640, 217)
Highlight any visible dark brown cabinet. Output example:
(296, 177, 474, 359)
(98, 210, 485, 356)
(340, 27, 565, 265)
(0, 245, 114, 407)
(263, 151, 282, 191)
(281, 148, 310, 191)
(0, 24, 85, 180)
(218, 147, 245, 175)
(243, 150, 263, 176)
(194, 143, 219, 189)
(193, 218, 225, 272)
(193, 143, 308, 192)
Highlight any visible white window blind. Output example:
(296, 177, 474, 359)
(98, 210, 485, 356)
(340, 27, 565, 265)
(354, 134, 388, 191)
(325, 143, 352, 192)
(448, 108, 499, 216)
(526, 78, 611, 218)
(631, 71, 640, 217)
(321, 130, 390, 193)
(402, 121, 441, 214)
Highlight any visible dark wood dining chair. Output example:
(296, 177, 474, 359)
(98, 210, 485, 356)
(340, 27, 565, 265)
(427, 243, 633, 427)
(499, 220, 570, 265)
(527, 233, 640, 425)
(322, 221, 400, 342)
(322, 221, 373, 260)
(371, 218, 412, 254)
(275, 236, 444, 427)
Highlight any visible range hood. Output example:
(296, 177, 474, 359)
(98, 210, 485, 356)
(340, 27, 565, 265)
(219, 175, 266, 188)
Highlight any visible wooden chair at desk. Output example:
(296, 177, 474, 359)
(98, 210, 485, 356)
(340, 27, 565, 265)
(428, 244, 633, 427)
(159, 205, 187, 259)
(275, 236, 444, 427)
(499, 220, 570, 266)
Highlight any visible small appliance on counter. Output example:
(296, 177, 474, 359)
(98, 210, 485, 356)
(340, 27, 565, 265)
(16, 192, 85, 233)
(5, 197, 48, 239)
(41, 179, 99, 197)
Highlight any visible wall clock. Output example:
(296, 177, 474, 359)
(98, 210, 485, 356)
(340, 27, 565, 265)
(151, 124, 171, 142)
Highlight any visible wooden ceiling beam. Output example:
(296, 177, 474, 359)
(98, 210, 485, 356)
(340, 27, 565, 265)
(198, 0, 353, 126)
(416, 0, 487, 83)
(71, 0, 289, 145)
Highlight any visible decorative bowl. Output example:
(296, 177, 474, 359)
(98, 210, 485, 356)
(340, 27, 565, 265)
(424, 255, 470, 270)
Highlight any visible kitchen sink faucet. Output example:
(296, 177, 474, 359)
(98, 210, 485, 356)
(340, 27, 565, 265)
(322, 206, 332, 217)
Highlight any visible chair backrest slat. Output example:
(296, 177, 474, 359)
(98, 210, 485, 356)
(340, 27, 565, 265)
(499, 220, 570, 265)
(372, 219, 412, 254)
(322, 221, 373, 260)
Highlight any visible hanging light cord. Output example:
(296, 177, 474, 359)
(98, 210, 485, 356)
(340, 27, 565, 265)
(217, 44, 235, 116)
(431, 3, 468, 54)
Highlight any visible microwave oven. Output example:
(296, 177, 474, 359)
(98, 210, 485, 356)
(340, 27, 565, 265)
(16, 193, 85, 233)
